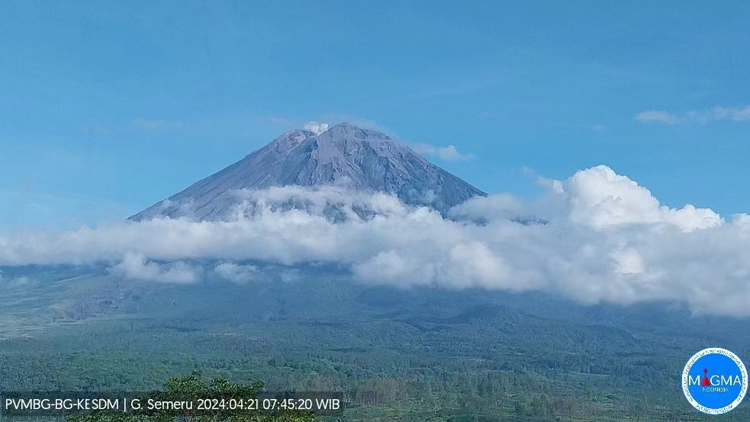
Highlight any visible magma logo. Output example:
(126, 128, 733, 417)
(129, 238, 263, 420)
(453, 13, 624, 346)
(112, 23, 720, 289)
(682, 348, 748, 415)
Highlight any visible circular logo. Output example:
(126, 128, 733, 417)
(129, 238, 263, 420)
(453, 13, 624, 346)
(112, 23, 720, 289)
(682, 348, 748, 415)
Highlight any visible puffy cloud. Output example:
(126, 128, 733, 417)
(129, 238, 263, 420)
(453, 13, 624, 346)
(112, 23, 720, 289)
(304, 121, 329, 135)
(448, 193, 525, 221)
(635, 106, 750, 125)
(412, 143, 475, 161)
(109, 253, 200, 283)
(1, 166, 750, 316)
(561, 165, 721, 232)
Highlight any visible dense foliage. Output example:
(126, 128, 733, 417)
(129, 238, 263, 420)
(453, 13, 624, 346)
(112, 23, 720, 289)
(1, 265, 749, 421)
(68, 372, 315, 422)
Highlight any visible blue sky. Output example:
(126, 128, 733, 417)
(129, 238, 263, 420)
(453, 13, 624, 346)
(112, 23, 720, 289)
(1, 1, 748, 230)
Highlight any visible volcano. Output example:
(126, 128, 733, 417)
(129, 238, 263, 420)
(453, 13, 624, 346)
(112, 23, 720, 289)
(130, 123, 485, 221)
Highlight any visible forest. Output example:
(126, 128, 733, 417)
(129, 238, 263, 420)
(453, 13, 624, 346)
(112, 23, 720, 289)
(1, 263, 748, 421)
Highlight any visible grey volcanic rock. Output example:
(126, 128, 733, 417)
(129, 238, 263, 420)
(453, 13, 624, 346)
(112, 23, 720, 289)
(131, 123, 485, 221)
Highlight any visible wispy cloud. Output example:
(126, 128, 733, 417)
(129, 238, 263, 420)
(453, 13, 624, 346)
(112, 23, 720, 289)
(634, 110, 681, 125)
(412, 143, 476, 161)
(0, 270, 32, 288)
(582, 124, 608, 133)
(635, 106, 750, 125)
(213, 262, 259, 284)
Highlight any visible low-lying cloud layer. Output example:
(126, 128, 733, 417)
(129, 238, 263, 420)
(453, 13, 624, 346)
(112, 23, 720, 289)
(1, 166, 749, 317)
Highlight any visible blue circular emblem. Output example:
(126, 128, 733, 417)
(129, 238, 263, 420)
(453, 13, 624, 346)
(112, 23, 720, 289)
(682, 348, 748, 415)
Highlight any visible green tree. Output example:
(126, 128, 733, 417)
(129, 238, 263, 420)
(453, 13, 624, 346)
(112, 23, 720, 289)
(69, 371, 316, 422)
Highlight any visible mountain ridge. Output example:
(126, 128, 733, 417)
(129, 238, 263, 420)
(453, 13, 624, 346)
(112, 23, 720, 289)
(130, 123, 486, 221)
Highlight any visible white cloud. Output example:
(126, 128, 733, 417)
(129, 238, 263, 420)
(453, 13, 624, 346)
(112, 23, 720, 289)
(304, 121, 329, 135)
(412, 143, 475, 161)
(109, 253, 200, 283)
(635, 106, 750, 125)
(2, 167, 750, 316)
(214, 262, 259, 284)
(634, 110, 680, 125)
(710, 106, 750, 122)
(561, 165, 721, 232)
(448, 193, 524, 221)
